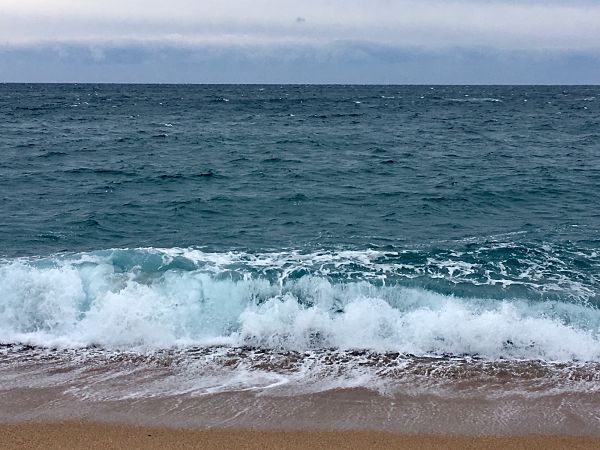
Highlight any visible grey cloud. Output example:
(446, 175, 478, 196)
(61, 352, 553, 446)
(1, 42, 599, 84)
(1, 1, 600, 50)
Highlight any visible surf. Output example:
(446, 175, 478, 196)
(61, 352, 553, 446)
(1, 248, 598, 361)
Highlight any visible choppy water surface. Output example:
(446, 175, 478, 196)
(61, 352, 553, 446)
(0, 85, 599, 429)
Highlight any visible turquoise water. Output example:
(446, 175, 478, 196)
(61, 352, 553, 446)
(0, 84, 599, 360)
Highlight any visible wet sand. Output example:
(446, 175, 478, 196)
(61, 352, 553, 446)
(2, 422, 600, 450)
(2, 347, 600, 446)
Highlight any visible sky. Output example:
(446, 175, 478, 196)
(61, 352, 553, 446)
(1, 0, 599, 84)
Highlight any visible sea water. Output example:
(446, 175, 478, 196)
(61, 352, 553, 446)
(0, 84, 599, 431)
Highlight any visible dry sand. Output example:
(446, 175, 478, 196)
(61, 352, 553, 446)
(1, 422, 599, 450)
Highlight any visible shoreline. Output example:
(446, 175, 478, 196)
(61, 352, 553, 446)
(2, 347, 600, 437)
(2, 422, 600, 450)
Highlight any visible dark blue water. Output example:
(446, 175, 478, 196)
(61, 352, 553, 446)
(0, 84, 599, 360)
(2, 84, 599, 254)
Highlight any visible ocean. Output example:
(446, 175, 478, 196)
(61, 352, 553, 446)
(1, 84, 599, 434)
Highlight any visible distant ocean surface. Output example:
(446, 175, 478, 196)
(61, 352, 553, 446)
(1, 84, 599, 431)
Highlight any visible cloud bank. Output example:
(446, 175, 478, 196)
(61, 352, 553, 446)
(1, 1, 599, 83)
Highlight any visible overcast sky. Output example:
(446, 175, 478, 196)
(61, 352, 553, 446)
(1, 0, 599, 83)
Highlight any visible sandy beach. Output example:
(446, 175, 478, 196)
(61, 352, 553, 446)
(2, 422, 600, 450)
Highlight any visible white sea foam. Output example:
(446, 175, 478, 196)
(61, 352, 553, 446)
(0, 249, 599, 361)
(446, 97, 502, 103)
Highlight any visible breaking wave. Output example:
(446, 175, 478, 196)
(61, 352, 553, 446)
(0, 247, 599, 361)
